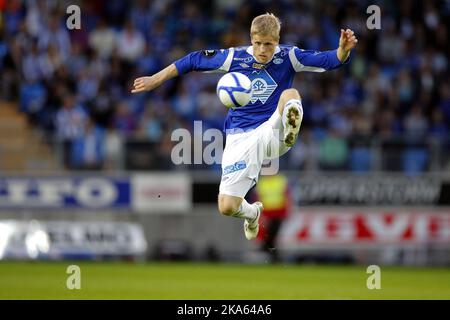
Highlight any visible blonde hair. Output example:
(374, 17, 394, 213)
(250, 13, 281, 40)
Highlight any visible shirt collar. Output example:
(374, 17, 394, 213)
(246, 45, 281, 64)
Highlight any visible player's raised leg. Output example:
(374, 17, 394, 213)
(277, 89, 303, 147)
(218, 194, 264, 240)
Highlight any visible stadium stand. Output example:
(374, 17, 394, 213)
(0, 0, 449, 173)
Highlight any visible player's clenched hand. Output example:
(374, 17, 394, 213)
(339, 28, 358, 52)
(131, 76, 157, 93)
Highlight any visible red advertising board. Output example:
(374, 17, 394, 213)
(278, 209, 450, 247)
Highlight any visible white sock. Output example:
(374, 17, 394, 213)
(281, 99, 303, 129)
(231, 199, 257, 220)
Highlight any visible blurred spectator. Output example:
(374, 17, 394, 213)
(76, 67, 100, 103)
(404, 105, 428, 142)
(25, 0, 46, 38)
(115, 20, 145, 63)
(429, 108, 449, 142)
(318, 127, 349, 170)
(104, 124, 123, 170)
(71, 118, 105, 170)
(19, 79, 46, 124)
(254, 174, 291, 263)
(37, 14, 71, 61)
(288, 129, 318, 171)
(113, 101, 137, 136)
(22, 41, 43, 83)
(172, 82, 197, 122)
(402, 105, 429, 175)
(439, 84, 450, 123)
(88, 18, 116, 60)
(138, 108, 163, 142)
(129, 0, 154, 38)
(55, 94, 88, 167)
(137, 43, 163, 76)
(349, 112, 372, 172)
(3, 0, 25, 35)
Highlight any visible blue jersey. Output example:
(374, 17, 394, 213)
(174, 45, 348, 132)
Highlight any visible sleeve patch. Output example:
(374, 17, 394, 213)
(202, 50, 217, 57)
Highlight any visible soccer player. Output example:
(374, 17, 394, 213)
(131, 13, 357, 240)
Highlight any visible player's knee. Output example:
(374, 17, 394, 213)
(281, 88, 301, 103)
(217, 196, 240, 216)
(278, 89, 302, 114)
(218, 201, 237, 216)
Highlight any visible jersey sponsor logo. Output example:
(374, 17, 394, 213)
(202, 50, 217, 57)
(248, 69, 278, 104)
(223, 160, 247, 175)
(252, 63, 265, 69)
(239, 63, 250, 68)
(234, 57, 253, 63)
(273, 58, 283, 64)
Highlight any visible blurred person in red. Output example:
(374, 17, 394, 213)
(254, 173, 291, 263)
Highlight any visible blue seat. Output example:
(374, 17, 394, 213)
(402, 148, 428, 175)
(349, 147, 371, 172)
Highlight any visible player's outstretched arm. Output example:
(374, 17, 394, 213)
(337, 28, 358, 62)
(131, 64, 179, 93)
(131, 49, 232, 93)
(292, 29, 357, 72)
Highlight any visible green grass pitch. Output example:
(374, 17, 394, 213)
(0, 262, 449, 299)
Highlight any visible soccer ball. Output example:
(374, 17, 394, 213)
(216, 72, 252, 109)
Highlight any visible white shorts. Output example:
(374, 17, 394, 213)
(219, 108, 291, 198)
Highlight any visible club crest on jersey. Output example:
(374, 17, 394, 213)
(248, 70, 278, 104)
(273, 58, 283, 64)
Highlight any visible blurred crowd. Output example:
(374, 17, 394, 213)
(0, 0, 449, 173)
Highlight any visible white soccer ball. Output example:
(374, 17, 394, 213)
(216, 72, 252, 109)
